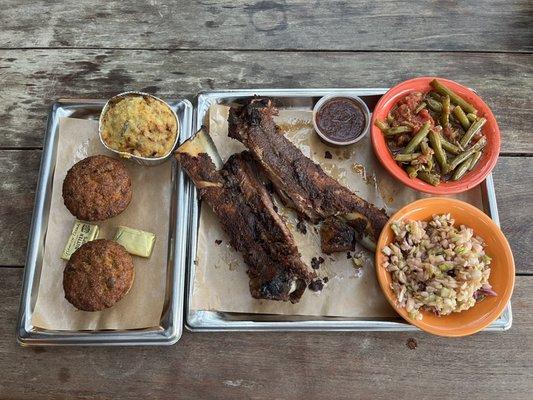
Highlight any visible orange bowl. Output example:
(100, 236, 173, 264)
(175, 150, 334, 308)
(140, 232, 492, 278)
(371, 77, 501, 194)
(375, 198, 515, 337)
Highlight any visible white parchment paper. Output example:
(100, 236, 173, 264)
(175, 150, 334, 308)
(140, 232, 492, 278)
(31, 118, 171, 330)
(190, 105, 483, 317)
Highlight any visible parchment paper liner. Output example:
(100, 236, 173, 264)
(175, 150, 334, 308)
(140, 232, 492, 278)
(31, 118, 170, 330)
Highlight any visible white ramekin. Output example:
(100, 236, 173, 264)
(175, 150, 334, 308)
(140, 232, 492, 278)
(312, 93, 371, 146)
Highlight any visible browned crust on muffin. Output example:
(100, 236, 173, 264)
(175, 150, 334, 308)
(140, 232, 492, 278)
(63, 239, 135, 311)
(62, 155, 132, 221)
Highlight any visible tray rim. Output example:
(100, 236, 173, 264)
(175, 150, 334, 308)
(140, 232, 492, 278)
(16, 98, 193, 346)
(184, 88, 512, 332)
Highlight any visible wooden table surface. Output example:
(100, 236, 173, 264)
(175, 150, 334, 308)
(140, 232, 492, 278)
(1, 1, 532, 399)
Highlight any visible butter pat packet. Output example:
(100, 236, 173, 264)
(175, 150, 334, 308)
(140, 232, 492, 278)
(61, 221, 100, 260)
(114, 226, 156, 258)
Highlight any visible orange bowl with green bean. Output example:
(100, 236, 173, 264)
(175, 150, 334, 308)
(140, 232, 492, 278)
(371, 77, 501, 194)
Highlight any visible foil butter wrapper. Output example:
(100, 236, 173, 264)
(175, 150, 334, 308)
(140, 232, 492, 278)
(61, 221, 100, 260)
(114, 226, 156, 258)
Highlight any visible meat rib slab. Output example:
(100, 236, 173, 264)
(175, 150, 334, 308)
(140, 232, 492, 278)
(228, 98, 389, 251)
(175, 128, 315, 303)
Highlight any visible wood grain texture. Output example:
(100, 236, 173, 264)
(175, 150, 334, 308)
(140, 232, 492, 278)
(0, 151, 531, 274)
(0, 267, 531, 399)
(0, 151, 41, 266)
(0, 50, 532, 152)
(1, 0, 532, 52)
(492, 157, 533, 275)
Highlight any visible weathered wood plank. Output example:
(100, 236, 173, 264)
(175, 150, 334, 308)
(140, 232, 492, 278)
(1, 151, 531, 274)
(1, 268, 531, 399)
(492, 157, 533, 275)
(1, 0, 532, 52)
(0, 150, 41, 266)
(0, 49, 531, 152)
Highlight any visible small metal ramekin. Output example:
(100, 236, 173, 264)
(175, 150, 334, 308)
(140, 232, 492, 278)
(312, 93, 371, 146)
(98, 91, 180, 166)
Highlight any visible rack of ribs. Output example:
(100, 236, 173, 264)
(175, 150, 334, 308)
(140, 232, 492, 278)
(228, 98, 389, 253)
(175, 127, 316, 303)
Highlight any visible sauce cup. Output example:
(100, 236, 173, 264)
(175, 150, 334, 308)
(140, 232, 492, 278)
(313, 94, 370, 146)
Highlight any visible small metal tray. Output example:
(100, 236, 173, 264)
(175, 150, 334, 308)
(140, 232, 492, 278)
(17, 98, 192, 345)
(185, 88, 512, 332)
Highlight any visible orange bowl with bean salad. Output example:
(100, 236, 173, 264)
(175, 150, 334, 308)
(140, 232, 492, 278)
(371, 77, 500, 194)
(375, 198, 515, 337)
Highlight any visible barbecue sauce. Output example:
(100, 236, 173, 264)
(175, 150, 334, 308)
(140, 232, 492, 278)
(316, 97, 366, 142)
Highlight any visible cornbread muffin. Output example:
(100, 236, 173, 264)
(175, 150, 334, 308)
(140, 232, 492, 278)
(62, 155, 132, 221)
(63, 239, 135, 311)
(100, 94, 178, 158)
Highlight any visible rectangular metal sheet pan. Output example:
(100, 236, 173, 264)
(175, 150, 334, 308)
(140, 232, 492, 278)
(17, 99, 192, 345)
(185, 88, 512, 332)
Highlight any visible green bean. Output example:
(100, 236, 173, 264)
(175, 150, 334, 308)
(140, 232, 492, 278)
(468, 151, 482, 171)
(449, 113, 461, 127)
(418, 171, 441, 186)
(440, 138, 461, 155)
(452, 157, 472, 181)
(406, 165, 420, 179)
(428, 130, 448, 172)
(427, 92, 442, 101)
(402, 121, 431, 154)
(385, 125, 413, 136)
(415, 102, 427, 114)
(430, 79, 478, 114)
(374, 119, 389, 132)
(427, 154, 435, 171)
(448, 136, 487, 171)
(395, 153, 421, 162)
(387, 113, 394, 124)
(459, 117, 486, 148)
(426, 98, 443, 113)
(441, 95, 450, 127)
(467, 113, 478, 122)
(452, 105, 470, 130)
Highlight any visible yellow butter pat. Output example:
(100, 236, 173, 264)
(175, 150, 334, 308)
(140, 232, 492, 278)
(61, 221, 99, 260)
(114, 226, 156, 258)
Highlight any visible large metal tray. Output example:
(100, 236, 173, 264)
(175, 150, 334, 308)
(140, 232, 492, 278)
(185, 88, 512, 332)
(17, 99, 192, 345)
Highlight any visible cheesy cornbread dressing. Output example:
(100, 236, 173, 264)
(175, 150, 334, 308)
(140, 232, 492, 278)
(101, 95, 178, 158)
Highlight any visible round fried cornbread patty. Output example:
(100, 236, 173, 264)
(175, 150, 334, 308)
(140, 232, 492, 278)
(63, 239, 135, 311)
(62, 155, 132, 221)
